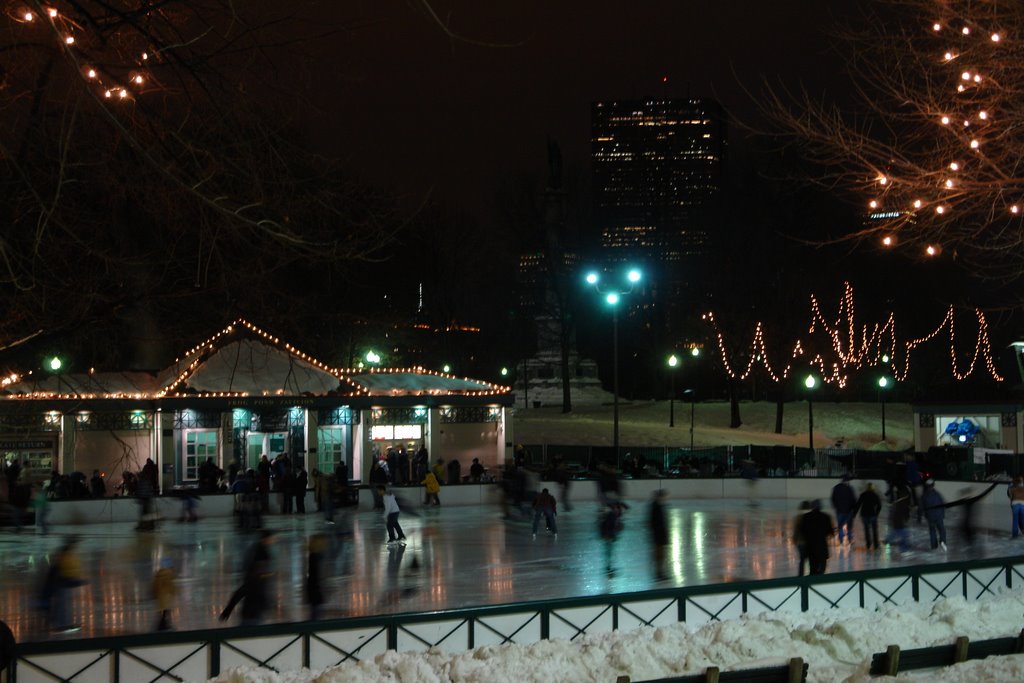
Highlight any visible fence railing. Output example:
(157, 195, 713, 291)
(528, 443, 1021, 481)
(6, 555, 1024, 682)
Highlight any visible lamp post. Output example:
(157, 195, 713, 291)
(667, 354, 679, 427)
(804, 374, 818, 451)
(586, 268, 642, 469)
(878, 375, 891, 441)
(682, 388, 695, 451)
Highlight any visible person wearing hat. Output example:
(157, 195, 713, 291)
(153, 557, 177, 630)
(831, 475, 857, 546)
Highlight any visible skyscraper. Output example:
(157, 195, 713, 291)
(591, 98, 726, 262)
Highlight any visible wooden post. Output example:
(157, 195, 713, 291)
(704, 666, 720, 683)
(953, 636, 969, 663)
(883, 644, 901, 676)
(614, 676, 630, 683)
(1016, 628, 1024, 653)
(788, 657, 806, 683)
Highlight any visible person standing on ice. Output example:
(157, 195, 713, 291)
(853, 483, 882, 550)
(920, 479, 947, 551)
(1008, 476, 1024, 538)
(885, 486, 912, 553)
(600, 502, 625, 572)
(531, 487, 558, 539)
(830, 475, 857, 545)
(380, 486, 407, 545)
(792, 500, 811, 576)
(798, 499, 834, 575)
(648, 490, 669, 581)
(220, 530, 277, 625)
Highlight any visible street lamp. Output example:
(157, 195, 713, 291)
(365, 350, 382, 365)
(585, 267, 642, 469)
(682, 388, 695, 451)
(667, 354, 679, 427)
(804, 374, 818, 450)
(878, 375, 891, 441)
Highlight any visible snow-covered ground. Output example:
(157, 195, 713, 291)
(209, 589, 1024, 683)
(515, 400, 914, 451)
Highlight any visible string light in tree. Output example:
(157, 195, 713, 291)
(705, 282, 1003, 388)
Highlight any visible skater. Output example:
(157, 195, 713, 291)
(1008, 476, 1024, 537)
(798, 499, 834, 575)
(380, 486, 407, 545)
(596, 463, 621, 506)
(792, 500, 811, 576)
(600, 502, 625, 572)
(44, 536, 87, 632)
(905, 455, 923, 522)
(831, 475, 857, 545)
(153, 557, 177, 631)
(920, 480, 947, 551)
(293, 464, 308, 514)
(32, 484, 50, 535)
(649, 490, 669, 580)
(422, 469, 441, 506)
(306, 533, 327, 620)
(853, 483, 882, 550)
(885, 486, 912, 552)
(220, 530, 277, 625)
(370, 460, 388, 510)
(531, 487, 558, 538)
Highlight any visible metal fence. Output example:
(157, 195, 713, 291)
(7, 556, 1024, 682)
(524, 443, 1020, 481)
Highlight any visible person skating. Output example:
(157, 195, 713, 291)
(600, 502, 625, 573)
(422, 470, 441, 506)
(853, 483, 882, 550)
(920, 479, 947, 551)
(380, 486, 406, 545)
(1008, 476, 1024, 538)
(792, 500, 811, 576)
(306, 533, 327, 620)
(43, 536, 87, 632)
(220, 530, 277, 625)
(885, 487, 912, 553)
(649, 490, 669, 581)
(798, 499, 834, 575)
(830, 475, 857, 545)
(153, 557, 177, 631)
(531, 488, 558, 539)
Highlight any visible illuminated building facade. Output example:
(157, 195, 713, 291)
(0, 320, 514, 489)
(591, 98, 725, 261)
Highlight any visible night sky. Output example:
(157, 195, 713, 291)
(296, 1, 856, 219)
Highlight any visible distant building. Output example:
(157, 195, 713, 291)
(591, 97, 726, 262)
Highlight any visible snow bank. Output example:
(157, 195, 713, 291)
(209, 589, 1024, 683)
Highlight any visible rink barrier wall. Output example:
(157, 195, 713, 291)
(7, 555, 1024, 683)
(34, 475, 1010, 530)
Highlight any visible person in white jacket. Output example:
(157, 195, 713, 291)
(378, 486, 406, 545)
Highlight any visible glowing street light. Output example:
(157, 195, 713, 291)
(365, 350, 381, 365)
(878, 375, 892, 441)
(49, 356, 63, 372)
(585, 267, 643, 468)
(804, 374, 818, 450)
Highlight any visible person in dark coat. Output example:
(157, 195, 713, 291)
(798, 499, 835, 575)
(830, 476, 857, 545)
(306, 533, 327, 620)
(648, 490, 669, 580)
(90, 470, 106, 498)
(853, 483, 882, 550)
(141, 458, 159, 494)
(792, 500, 812, 576)
(920, 479, 947, 551)
(531, 488, 558, 538)
(886, 486, 912, 552)
(220, 530, 277, 625)
(292, 465, 308, 514)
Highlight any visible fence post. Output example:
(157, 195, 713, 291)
(540, 609, 550, 641)
(788, 657, 805, 683)
(210, 638, 220, 678)
(704, 666, 720, 683)
(882, 645, 901, 676)
(953, 636, 969, 663)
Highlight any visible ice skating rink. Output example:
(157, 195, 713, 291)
(0, 495, 1018, 642)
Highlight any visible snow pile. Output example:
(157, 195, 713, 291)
(209, 589, 1024, 683)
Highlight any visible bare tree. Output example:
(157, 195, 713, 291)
(756, 0, 1024, 281)
(0, 1, 397, 358)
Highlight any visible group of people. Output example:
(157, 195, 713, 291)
(791, 471, 1021, 576)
